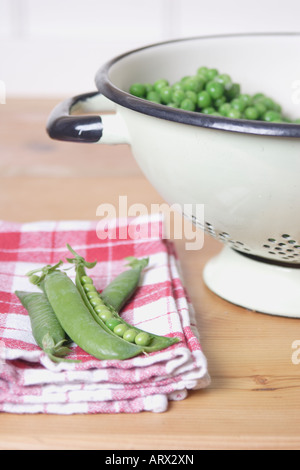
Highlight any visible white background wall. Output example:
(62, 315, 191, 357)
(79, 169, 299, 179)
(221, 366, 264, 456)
(1, 0, 300, 98)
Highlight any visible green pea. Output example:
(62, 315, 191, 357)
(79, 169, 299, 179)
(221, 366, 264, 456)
(205, 81, 225, 100)
(182, 76, 204, 93)
(263, 110, 282, 122)
(196, 72, 208, 84)
(90, 297, 103, 307)
(106, 317, 121, 331)
(146, 91, 161, 104)
(98, 310, 114, 323)
(135, 332, 151, 346)
(256, 96, 278, 111)
(214, 96, 226, 108)
(253, 93, 265, 102)
(254, 102, 267, 118)
(239, 94, 253, 107)
(202, 107, 216, 115)
(172, 82, 184, 92)
(153, 79, 169, 93)
(87, 291, 99, 299)
(114, 323, 128, 337)
(81, 275, 93, 284)
(273, 102, 282, 113)
(227, 108, 242, 119)
(219, 102, 232, 116)
(206, 68, 219, 81)
(197, 66, 209, 79)
(172, 89, 185, 105)
(244, 106, 259, 120)
(225, 83, 240, 101)
(215, 73, 232, 89)
(197, 90, 211, 109)
(83, 283, 97, 293)
(180, 98, 196, 112)
(144, 83, 153, 93)
(180, 75, 191, 84)
(263, 97, 277, 110)
(94, 304, 108, 315)
(123, 328, 138, 343)
(129, 83, 146, 98)
(160, 86, 173, 104)
(185, 90, 198, 104)
(230, 98, 246, 112)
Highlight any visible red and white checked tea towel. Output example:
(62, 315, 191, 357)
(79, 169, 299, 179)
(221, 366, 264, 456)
(0, 214, 210, 414)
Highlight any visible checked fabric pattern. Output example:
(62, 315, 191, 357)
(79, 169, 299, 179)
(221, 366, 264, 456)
(0, 214, 210, 414)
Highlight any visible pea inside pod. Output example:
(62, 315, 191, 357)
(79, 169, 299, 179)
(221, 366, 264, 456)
(69, 245, 149, 314)
(66, 245, 180, 353)
(78, 271, 178, 352)
(26, 262, 145, 361)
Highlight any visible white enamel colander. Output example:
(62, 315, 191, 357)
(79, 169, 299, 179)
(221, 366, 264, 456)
(47, 33, 300, 317)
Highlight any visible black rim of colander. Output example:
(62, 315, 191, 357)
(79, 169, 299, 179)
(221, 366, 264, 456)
(95, 32, 300, 138)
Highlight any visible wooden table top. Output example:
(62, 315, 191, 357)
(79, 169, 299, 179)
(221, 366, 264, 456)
(0, 99, 300, 450)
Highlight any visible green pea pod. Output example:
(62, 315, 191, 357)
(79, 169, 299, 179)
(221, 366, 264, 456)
(66, 246, 181, 353)
(15, 290, 79, 363)
(100, 256, 149, 312)
(40, 269, 145, 361)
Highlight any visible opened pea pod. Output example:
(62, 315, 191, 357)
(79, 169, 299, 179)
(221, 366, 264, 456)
(24, 261, 145, 361)
(15, 246, 180, 363)
(66, 245, 180, 353)
(66, 244, 149, 313)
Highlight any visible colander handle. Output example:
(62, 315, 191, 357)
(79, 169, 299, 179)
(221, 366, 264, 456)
(46, 91, 130, 144)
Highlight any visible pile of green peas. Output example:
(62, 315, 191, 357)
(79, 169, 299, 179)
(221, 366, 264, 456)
(81, 275, 151, 347)
(129, 66, 300, 123)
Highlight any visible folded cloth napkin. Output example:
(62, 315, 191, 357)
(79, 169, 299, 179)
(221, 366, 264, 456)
(0, 213, 210, 414)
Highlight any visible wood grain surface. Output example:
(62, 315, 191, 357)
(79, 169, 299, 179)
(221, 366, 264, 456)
(0, 99, 300, 450)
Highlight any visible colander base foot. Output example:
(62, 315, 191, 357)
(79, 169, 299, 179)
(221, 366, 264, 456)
(203, 246, 300, 318)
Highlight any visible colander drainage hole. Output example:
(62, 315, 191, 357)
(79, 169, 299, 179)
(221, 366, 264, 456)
(262, 233, 300, 261)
